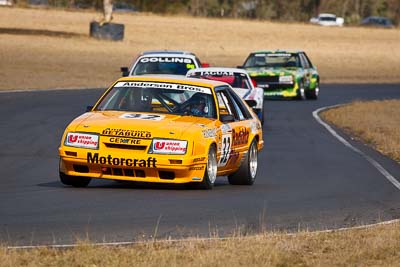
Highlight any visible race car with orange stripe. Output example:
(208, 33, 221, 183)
(59, 76, 264, 189)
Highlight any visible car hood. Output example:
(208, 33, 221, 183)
(245, 67, 299, 76)
(67, 111, 215, 140)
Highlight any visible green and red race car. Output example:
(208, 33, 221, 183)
(239, 50, 320, 100)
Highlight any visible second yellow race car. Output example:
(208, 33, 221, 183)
(59, 76, 264, 189)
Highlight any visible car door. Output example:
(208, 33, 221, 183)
(299, 52, 313, 89)
(214, 86, 253, 172)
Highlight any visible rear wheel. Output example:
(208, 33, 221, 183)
(228, 139, 258, 185)
(60, 172, 91, 187)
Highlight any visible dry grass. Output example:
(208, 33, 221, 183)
(1, 222, 400, 267)
(0, 7, 400, 90)
(321, 99, 400, 163)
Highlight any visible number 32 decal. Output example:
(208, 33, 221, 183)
(218, 134, 232, 167)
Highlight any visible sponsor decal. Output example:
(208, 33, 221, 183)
(189, 166, 205, 171)
(109, 137, 141, 145)
(102, 128, 151, 138)
(198, 71, 234, 76)
(250, 122, 258, 134)
(267, 53, 291, 57)
(218, 134, 232, 167)
(227, 149, 239, 165)
(114, 82, 212, 95)
(152, 140, 187, 154)
(220, 124, 232, 134)
(139, 57, 193, 64)
(120, 113, 165, 121)
(232, 127, 249, 146)
(202, 128, 217, 138)
(87, 152, 157, 168)
(193, 157, 205, 163)
(65, 133, 99, 149)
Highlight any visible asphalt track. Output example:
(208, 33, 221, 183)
(1, 84, 399, 246)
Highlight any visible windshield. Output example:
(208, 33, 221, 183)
(188, 71, 251, 90)
(94, 81, 217, 119)
(132, 57, 197, 75)
(244, 53, 300, 68)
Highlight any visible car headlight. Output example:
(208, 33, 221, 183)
(64, 132, 99, 149)
(279, 75, 293, 83)
(149, 139, 188, 155)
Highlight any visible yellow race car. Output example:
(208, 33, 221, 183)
(59, 76, 264, 189)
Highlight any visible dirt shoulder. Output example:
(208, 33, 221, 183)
(1, 7, 400, 90)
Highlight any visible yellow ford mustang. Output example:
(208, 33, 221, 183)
(59, 76, 264, 189)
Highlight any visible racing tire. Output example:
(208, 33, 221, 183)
(228, 139, 258, 185)
(296, 82, 306, 100)
(59, 172, 91, 188)
(195, 145, 217, 190)
(306, 84, 319, 100)
(260, 107, 265, 126)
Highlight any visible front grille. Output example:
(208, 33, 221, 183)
(253, 76, 279, 83)
(159, 171, 175, 180)
(253, 76, 293, 91)
(101, 167, 146, 178)
(104, 143, 147, 150)
(73, 164, 89, 173)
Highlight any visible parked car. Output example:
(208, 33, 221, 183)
(310, 13, 344, 27)
(186, 67, 265, 124)
(121, 50, 209, 77)
(239, 50, 320, 100)
(361, 16, 394, 28)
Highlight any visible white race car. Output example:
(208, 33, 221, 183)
(121, 50, 209, 77)
(187, 67, 264, 125)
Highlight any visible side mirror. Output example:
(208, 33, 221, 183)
(120, 67, 129, 77)
(245, 100, 257, 108)
(201, 63, 210, 68)
(86, 106, 93, 112)
(220, 114, 235, 123)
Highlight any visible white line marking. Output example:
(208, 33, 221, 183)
(7, 219, 400, 250)
(313, 104, 400, 191)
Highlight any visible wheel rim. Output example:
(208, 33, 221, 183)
(300, 88, 305, 99)
(249, 142, 258, 178)
(207, 148, 217, 184)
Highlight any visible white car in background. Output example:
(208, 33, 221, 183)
(187, 67, 265, 125)
(121, 50, 209, 77)
(310, 13, 344, 27)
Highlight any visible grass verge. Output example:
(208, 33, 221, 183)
(321, 99, 400, 163)
(0, 7, 400, 90)
(1, 222, 400, 267)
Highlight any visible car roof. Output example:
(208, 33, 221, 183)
(187, 67, 248, 75)
(114, 75, 230, 88)
(251, 49, 303, 54)
(140, 50, 196, 56)
(318, 13, 337, 17)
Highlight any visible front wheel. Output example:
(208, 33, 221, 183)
(296, 82, 306, 100)
(60, 172, 91, 187)
(228, 139, 258, 185)
(196, 145, 217, 190)
(306, 84, 319, 100)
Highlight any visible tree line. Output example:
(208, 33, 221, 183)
(18, 0, 400, 25)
